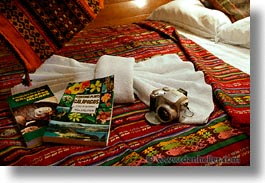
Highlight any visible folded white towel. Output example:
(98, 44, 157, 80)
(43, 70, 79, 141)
(95, 55, 135, 104)
(133, 54, 214, 124)
(12, 54, 214, 124)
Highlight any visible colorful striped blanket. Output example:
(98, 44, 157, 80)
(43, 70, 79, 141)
(0, 20, 250, 166)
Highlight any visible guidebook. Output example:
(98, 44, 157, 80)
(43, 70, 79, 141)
(43, 75, 114, 147)
(8, 85, 58, 148)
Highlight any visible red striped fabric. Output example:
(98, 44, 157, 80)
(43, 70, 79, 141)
(0, 20, 250, 166)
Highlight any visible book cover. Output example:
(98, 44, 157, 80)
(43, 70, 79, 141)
(43, 75, 114, 147)
(7, 85, 58, 148)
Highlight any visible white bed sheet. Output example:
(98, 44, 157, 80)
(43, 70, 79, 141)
(176, 27, 250, 75)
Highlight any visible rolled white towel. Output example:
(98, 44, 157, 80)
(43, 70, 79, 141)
(94, 55, 135, 103)
(133, 54, 214, 124)
(12, 54, 214, 124)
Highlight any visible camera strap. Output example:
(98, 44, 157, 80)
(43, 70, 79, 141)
(178, 97, 194, 118)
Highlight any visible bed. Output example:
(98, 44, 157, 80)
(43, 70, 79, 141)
(0, 0, 250, 166)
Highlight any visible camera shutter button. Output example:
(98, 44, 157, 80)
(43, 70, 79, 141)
(162, 87, 170, 91)
(153, 91, 159, 95)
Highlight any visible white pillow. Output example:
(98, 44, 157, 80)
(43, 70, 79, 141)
(216, 17, 250, 48)
(147, 0, 232, 38)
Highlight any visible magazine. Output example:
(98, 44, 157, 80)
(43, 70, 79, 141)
(43, 75, 114, 146)
(8, 85, 58, 148)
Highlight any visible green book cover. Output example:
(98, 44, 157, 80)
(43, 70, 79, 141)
(8, 85, 58, 148)
(43, 75, 114, 147)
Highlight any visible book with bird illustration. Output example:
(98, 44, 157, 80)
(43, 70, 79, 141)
(43, 75, 114, 146)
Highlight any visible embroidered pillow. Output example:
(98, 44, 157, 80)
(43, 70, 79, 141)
(199, 0, 214, 9)
(0, 0, 103, 74)
(200, 0, 250, 23)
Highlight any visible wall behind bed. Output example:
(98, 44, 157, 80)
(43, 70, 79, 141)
(86, 0, 172, 28)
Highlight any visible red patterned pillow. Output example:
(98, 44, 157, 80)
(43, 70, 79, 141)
(200, 0, 250, 23)
(199, 0, 214, 9)
(0, 0, 103, 74)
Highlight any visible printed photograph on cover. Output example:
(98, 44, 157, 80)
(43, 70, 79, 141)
(13, 96, 58, 135)
(43, 75, 114, 146)
(8, 85, 58, 148)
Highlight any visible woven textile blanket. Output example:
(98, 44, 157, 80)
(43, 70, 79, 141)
(0, 20, 250, 166)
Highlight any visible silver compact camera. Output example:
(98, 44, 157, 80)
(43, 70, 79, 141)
(145, 87, 193, 125)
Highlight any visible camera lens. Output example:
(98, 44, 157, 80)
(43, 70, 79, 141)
(157, 107, 170, 122)
(156, 104, 178, 123)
